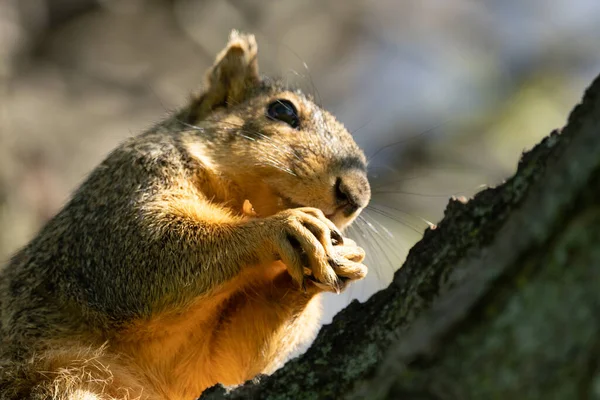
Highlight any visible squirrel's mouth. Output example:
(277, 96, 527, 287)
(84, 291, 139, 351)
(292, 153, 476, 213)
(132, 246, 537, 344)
(276, 193, 336, 220)
(273, 191, 360, 231)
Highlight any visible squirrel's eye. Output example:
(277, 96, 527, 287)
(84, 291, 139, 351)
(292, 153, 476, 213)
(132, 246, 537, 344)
(266, 100, 300, 129)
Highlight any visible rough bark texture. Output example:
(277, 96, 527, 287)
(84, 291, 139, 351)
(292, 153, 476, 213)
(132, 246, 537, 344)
(201, 73, 600, 400)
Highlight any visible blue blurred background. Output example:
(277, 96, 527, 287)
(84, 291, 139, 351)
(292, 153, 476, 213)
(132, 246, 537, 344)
(1, 0, 599, 321)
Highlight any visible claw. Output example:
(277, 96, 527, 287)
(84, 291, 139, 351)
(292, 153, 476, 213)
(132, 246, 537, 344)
(330, 229, 344, 246)
(312, 281, 333, 292)
(332, 277, 342, 294)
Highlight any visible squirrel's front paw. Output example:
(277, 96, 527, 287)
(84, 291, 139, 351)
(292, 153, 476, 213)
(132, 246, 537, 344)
(316, 237, 367, 292)
(266, 207, 367, 293)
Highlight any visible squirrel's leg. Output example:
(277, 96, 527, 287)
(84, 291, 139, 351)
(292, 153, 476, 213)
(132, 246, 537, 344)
(0, 342, 158, 400)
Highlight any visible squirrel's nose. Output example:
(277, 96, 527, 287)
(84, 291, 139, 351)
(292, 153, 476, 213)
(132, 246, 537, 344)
(334, 172, 371, 216)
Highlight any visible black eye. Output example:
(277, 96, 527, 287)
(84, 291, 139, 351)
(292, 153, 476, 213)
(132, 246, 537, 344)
(266, 100, 300, 129)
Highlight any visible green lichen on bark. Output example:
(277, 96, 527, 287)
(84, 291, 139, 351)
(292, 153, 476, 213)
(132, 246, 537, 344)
(380, 200, 600, 400)
(201, 74, 600, 400)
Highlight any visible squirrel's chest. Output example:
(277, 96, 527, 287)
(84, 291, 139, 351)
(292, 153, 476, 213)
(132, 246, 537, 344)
(112, 261, 322, 398)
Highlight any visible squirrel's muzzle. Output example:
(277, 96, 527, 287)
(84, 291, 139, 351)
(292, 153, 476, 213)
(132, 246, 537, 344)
(334, 171, 371, 217)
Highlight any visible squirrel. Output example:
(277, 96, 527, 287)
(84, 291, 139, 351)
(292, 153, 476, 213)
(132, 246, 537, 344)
(0, 31, 371, 400)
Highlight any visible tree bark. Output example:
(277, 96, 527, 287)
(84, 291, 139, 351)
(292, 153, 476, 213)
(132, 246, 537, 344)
(201, 73, 600, 400)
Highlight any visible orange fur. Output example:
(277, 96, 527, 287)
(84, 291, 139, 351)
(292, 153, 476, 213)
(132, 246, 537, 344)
(113, 262, 322, 399)
(3, 261, 321, 400)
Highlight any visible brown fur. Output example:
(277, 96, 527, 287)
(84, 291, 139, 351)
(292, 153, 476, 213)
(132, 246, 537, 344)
(0, 31, 370, 399)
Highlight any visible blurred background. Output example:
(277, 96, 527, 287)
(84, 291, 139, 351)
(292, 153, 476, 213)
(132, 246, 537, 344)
(1, 0, 599, 322)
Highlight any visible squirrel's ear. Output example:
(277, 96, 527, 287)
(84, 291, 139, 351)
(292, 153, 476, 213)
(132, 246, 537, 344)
(191, 31, 260, 119)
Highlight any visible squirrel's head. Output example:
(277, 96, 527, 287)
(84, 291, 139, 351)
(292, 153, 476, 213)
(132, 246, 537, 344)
(185, 31, 370, 230)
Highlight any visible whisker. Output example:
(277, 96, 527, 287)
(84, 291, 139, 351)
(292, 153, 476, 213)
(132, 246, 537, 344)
(175, 119, 296, 177)
(360, 213, 409, 259)
(367, 119, 451, 163)
(355, 215, 397, 282)
(368, 164, 403, 174)
(364, 205, 424, 235)
(368, 202, 435, 228)
(271, 40, 320, 105)
(271, 46, 330, 136)
(238, 134, 257, 142)
(369, 174, 433, 191)
(372, 189, 459, 198)
(372, 184, 486, 197)
(359, 213, 403, 249)
(351, 218, 386, 284)
(171, 117, 206, 133)
(360, 219, 407, 282)
(206, 119, 300, 159)
(260, 158, 297, 177)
